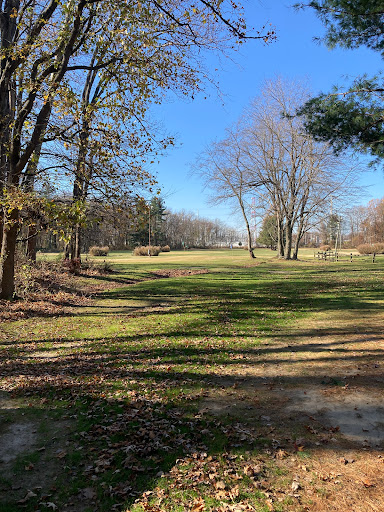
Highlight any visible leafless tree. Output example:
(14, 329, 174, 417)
(194, 128, 257, 258)
(197, 77, 362, 259)
(242, 78, 361, 259)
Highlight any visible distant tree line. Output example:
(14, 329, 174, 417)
(33, 196, 243, 253)
(257, 197, 384, 251)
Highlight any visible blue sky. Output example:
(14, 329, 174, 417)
(151, 0, 384, 228)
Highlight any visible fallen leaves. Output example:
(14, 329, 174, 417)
(362, 478, 375, 488)
(191, 499, 205, 512)
(17, 490, 37, 503)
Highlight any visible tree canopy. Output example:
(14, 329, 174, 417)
(197, 78, 359, 260)
(0, 0, 275, 298)
(296, 1, 384, 161)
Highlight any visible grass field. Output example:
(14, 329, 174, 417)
(0, 249, 383, 511)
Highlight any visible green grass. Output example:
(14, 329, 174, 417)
(1, 249, 384, 511)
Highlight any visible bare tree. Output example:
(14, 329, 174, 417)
(242, 77, 361, 259)
(197, 77, 361, 259)
(195, 128, 257, 258)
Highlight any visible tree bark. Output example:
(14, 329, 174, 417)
(0, 209, 19, 299)
(284, 220, 292, 260)
(276, 215, 284, 258)
(26, 224, 38, 262)
(71, 223, 82, 260)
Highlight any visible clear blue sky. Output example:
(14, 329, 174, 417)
(151, 0, 384, 228)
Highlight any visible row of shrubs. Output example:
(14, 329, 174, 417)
(319, 245, 332, 252)
(319, 243, 384, 255)
(133, 245, 170, 256)
(89, 245, 171, 257)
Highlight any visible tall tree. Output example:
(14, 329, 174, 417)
(257, 214, 278, 250)
(195, 128, 257, 258)
(242, 78, 360, 259)
(0, 0, 275, 299)
(197, 78, 360, 260)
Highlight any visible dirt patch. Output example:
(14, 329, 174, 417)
(0, 421, 38, 464)
(0, 391, 73, 506)
(150, 268, 209, 278)
(285, 388, 384, 447)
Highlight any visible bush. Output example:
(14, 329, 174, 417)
(373, 242, 384, 254)
(319, 245, 331, 252)
(161, 245, 171, 252)
(89, 245, 109, 256)
(357, 244, 375, 255)
(15, 261, 34, 298)
(133, 245, 161, 256)
(98, 261, 113, 273)
(62, 258, 81, 274)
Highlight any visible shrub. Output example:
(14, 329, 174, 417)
(319, 245, 331, 252)
(62, 258, 81, 274)
(15, 262, 34, 298)
(89, 245, 109, 256)
(161, 245, 171, 252)
(373, 242, 384, 254)
(133, 245, 161, 256)
(99, 261, 113, 273)
(81, 258, 113, 274)
(357, 244, 375, 255)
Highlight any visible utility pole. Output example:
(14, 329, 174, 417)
(334, 218, 341, 261)
(148, 204, 151, 256)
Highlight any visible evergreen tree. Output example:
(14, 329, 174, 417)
(257, 215, 278, 250)
(297, 1, 384, 162)
(130, 196, 166, 247)
(149, 197, 167, 247)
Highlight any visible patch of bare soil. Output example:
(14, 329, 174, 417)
(200, 320, 384, 512)
(150, 268, 209, 278)
(0, 391, 73, 507)
(285, 388, 384, 447)
(0, 421, 38, 464)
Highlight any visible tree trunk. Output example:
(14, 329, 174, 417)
(0, 209, 19, 299)
(292, 240, 299, 260)
(292, 223, 305, 260)
(284, 220, 292, 260)
(64, 243, 70, 260)
(26, 223, 38, 262)
(246, 224, 255, 259)
(71, 224, 82, 260)
(276, 215, 284, 258)
(238, 197, 255, 258)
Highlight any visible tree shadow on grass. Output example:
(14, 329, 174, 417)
(1, 358, 384, 511)
(2, 263, 384, 509)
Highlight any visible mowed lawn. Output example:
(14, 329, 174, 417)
(0, 249, 383, 512)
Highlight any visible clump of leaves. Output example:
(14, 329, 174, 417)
(14, 261, 34, 298)
(62, 258, 81, 275)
